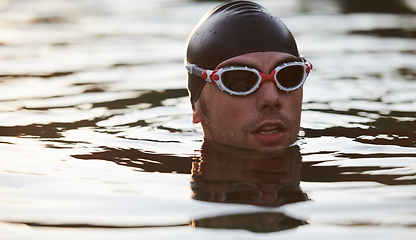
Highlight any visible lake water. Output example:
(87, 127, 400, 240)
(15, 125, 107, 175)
(1, 0, 416, 239)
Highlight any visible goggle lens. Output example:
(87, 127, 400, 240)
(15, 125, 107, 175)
(222, 70, 258, 93)
(275, 65, 305, 89)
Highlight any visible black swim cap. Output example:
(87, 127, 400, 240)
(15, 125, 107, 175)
(186, 1, 300, 108)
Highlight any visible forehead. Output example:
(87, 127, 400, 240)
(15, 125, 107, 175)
(216, 51, 299, 70)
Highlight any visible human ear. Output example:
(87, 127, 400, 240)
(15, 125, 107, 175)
(192, 100, 203, 124)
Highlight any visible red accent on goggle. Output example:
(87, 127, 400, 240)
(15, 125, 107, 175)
(258, 69, 277, 85)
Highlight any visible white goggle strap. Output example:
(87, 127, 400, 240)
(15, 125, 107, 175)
(185, 62, 215, 83)
(185, 62, 204, 77)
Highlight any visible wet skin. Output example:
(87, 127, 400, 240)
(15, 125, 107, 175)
(192, 51, 303, 151)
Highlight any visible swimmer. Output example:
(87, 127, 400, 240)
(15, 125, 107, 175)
(185, 1, 312, 151)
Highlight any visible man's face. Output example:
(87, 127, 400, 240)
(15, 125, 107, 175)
(192, 51, 303, 151)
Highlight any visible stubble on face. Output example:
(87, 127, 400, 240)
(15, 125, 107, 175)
(198, 92, 300, 150)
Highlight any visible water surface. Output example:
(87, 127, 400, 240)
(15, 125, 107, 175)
(1, 0, 416, 239)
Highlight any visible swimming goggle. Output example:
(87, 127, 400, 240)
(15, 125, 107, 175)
(186, 57, 312, 96)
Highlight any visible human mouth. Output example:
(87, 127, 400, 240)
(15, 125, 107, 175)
(253, 122, 287, 144)
(257, 125, 282, 135)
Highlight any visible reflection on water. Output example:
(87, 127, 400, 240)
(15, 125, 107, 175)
(191, 142, 307, 207)
(190, 212, 306, 233)
(190, 141, 308, 232)
(1, 0, 416, 239)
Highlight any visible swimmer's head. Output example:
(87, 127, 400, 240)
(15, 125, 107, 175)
(185, 1, 300, 108)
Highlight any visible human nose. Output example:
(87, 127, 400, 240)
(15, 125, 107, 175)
(255, 80, 282, 111)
